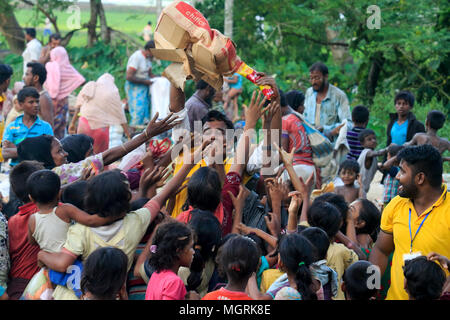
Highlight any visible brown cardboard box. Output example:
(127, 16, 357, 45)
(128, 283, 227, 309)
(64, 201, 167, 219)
(151, 1, 241, 91)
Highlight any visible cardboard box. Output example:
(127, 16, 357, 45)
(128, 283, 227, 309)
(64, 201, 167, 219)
(151, 1, 241, 91)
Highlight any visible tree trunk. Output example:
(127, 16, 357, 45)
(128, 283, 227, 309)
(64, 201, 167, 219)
(87, 0, 99, 47)
(97, 0, 110, 44)
(366, 52, 385, 102)
(0, 9, 25, 54)
(224, 0, 233, 38)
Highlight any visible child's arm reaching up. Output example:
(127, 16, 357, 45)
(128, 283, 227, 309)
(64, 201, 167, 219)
(55, 203, 123, 227)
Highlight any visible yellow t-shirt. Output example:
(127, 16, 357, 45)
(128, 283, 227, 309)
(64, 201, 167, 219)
(326, 242, 359, 300)
(171, 155, 252, 218)
(260, 268, 285, 294)
(380, 184, 450, 300)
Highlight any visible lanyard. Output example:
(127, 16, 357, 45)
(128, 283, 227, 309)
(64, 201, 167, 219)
(408, 208, 432, 254)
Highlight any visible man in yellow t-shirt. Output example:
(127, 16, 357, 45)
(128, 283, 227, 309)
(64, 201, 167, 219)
(370, 145, 450, 300)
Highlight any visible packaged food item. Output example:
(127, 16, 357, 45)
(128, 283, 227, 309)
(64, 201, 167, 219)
(236, 62, 275, 100)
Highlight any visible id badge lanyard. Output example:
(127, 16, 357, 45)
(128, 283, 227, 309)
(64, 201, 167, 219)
(408, 208, 432, 254)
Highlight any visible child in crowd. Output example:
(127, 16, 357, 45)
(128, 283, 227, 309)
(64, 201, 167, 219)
(347, 199, 381, 252)
(342, 261, 379, 300)
(357, 129, 388, 194)
(60, 180, 88, 210)
(273, 233, 318, 300)
(26, 170, 113, 253)
(403, 255, 447, 300)
(145, 221, 197, 300)
(403, 110, 449, 160)
(202, 235, 260, 300)
(335, 159, 364, 204)
(80, 247, 129, 300)
(380, 144, 403, 207)
(306, 201, 359, 300)
(301, 227, 339, 300)
(179, 211, 222, 298)
(347, 105, 369, 161)
(6, 161, 44, 299)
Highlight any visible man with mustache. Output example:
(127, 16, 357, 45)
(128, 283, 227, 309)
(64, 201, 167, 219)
(304, 62, 352, 141)
(369, 145, 450, 300)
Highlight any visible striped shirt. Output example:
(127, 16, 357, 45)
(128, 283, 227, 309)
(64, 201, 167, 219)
(346, 126, 365, 161)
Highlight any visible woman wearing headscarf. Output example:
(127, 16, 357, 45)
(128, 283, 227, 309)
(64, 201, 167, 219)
(44, 46, 85, 139)
(68, 73, 130, 154)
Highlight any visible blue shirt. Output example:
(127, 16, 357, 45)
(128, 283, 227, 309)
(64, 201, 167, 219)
(390, 120, 408, 145)
(228, 73, 243, 89)
(304, 84, 352, 138)
(2, 115, 54, 166)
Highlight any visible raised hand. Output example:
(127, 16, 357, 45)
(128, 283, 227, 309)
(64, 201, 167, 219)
(274, 142, 295, 167)
(244, 91, 268, 129)
(228, 184, 250, 213)
(145, 112, 181, 139)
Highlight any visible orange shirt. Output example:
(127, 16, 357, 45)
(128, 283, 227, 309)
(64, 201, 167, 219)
(202, 287, 252, 300)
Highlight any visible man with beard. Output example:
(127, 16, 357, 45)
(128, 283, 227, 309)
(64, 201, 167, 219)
(186, 80, 216, 132)
(23, 62, 54, 127)
(369, 145, 450, 300)
(304, 62, 352, 141)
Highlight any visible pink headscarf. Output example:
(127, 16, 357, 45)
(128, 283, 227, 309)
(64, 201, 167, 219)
(76, 73, 127, 130)
(44, 46, 85, 101)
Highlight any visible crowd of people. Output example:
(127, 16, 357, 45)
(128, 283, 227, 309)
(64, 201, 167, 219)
(0, 26, 449, 301)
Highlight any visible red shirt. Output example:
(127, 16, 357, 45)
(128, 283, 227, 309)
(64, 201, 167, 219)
(202, 287, 253, 300)
(8, 202, 40, 280)
(282, 114, 314, 166)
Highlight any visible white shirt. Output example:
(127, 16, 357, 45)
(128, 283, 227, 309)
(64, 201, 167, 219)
(22, 38, 42, 76)
(126, 50, 152, 80)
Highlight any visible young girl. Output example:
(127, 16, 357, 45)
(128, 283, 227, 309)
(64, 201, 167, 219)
(275, 233, 318, 300)
(145, 221, 197, 300)
(180, 211, 222, 298)
(80, 247, 129, 300)
(202, 235, 260, 300)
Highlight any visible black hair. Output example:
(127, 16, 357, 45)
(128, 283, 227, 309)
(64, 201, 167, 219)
(0, 64, 13, 84)
(278, 233, 317, 300)
(186, 210, 222, 291)
(278, 89, 287, 107)
(314, 193, 349, 234)
(342, 261, 378, 300)
(358, 129, 376, 144)
(309, 62, 328, 76)
(26, 169, 61, 204)
(196, 79, 211, 91)
(397, 145, 443, 188)
(84, 169, 131, 218)
(339, 159, 360, 175)
(186, 166, 222, 212)
(27, 62, 47, 85)
(215, 233, 239, 278)
(17, 86, 39, 103)
(355, 199, 381, 242)
(25, 28, 36, 38)
(245, 232, 268, 257)
(49, 33, 61, 41)
(394, 90, 415, 108)
(148, 21, 152, 25)
(403, 256, 446, 300)
(9, 160, 45, 203)
(351, 105, 369, 124)
(80, 247, 128, 300)
(301, 227, 330, 261)
(17, 135, 56, 169)
(201, 110, 234, 130)
(427, 110, 446, 131)
(144, 40, 155, 50)
(307, 200, 342, 240)
(148, 221, 193, 272)
(286, 90, 305, 112)
(61, 134, 94, 163)
(61, 180, 88, 210)
(218, 235, 260, 284)
(387, 143, 403, 157)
